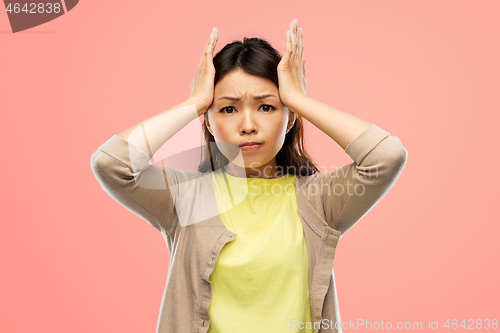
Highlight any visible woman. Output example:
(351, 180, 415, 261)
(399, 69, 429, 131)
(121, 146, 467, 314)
(91, 19, 407, 333)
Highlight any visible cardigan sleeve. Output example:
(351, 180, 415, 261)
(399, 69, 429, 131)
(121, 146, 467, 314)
(90, 135, 195, 238)
(318, 124, 408, 238)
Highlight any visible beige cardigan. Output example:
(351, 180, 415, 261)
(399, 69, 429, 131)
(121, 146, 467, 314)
(90, 123, 407, 333)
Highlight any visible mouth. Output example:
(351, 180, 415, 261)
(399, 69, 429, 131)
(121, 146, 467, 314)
(239, 143, 263, 151)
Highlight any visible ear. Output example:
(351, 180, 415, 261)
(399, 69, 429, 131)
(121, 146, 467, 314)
(204, 113, 214, 136)
(286, 110, 296, 134)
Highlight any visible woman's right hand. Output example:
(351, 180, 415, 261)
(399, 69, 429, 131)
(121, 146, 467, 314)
(189, 27, 219, 114)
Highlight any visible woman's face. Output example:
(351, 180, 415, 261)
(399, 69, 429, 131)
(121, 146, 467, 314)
(205, 68, 295, 178)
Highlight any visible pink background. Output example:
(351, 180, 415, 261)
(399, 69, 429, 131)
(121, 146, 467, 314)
(1, 0, 499, 332)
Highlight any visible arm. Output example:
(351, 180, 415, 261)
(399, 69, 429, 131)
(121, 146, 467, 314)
(90, 97, 206, 237)
(278, 20, 372, 148)
(280, 21, 407, 237)
(289, 95, 407, 238)
(286, 95, 372, 150)
(316, 122, 407, 238)
(90, 27, 220, 237)
(115, 98, 206, 159)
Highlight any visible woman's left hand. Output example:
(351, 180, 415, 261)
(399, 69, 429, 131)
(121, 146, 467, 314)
(277, 19, 308, 108)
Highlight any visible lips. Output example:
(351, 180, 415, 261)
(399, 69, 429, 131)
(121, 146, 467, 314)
(239, 143, 262, 151)
(239, 142, 262, 147)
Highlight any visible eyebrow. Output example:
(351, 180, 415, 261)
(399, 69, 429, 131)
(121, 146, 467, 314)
(216, 94, 278, 101)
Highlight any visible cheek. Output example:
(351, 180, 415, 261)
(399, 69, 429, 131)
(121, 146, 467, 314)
(207, 115, 224, 137)
(211, 121, 229, 140)
(269, 118, 288, 139)
(262, 120, 287, 153)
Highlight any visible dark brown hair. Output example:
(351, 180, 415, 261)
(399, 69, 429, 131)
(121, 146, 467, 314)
(198, 37, 319, 177)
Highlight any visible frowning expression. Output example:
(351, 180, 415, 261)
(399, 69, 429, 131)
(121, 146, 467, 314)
(205, 68, 295, 174)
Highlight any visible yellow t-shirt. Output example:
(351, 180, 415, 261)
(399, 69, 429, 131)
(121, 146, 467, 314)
(208, 169, 314, 333)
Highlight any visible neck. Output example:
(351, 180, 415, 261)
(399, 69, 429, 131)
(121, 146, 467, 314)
(224, 160, 283, 179)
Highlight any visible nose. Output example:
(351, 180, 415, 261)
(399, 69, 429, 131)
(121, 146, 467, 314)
(240, 110, 258, 134)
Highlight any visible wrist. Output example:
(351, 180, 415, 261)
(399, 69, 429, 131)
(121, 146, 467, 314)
(284, 94, 309, 115)
(186, 97, 209, 117)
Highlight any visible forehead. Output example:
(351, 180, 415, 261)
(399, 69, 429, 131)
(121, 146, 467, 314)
(214, 69, 277, 96)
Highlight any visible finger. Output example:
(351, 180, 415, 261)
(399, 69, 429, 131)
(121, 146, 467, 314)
(294, 21, 301, 66)
(297, 27, 304, 65)
(196, 30, 213, 71)
(204, 31, 215, 66)
(282, 29, 292, 68)
(202, 29, 214, 56)
(290, 19, 297, 66)
(290, 20, 297, 66)
(211, 28, 219, 54)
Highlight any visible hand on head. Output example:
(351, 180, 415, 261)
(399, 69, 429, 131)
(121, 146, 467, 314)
(189, 27, 219, 112)
(189, 20, 308, 114)
(277, 19, 308, 107)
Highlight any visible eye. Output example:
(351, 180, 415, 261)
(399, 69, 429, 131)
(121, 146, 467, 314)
(219, 106, 235, 114)
(260, 104, 276, 112)
(218, 104, 276, 114)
